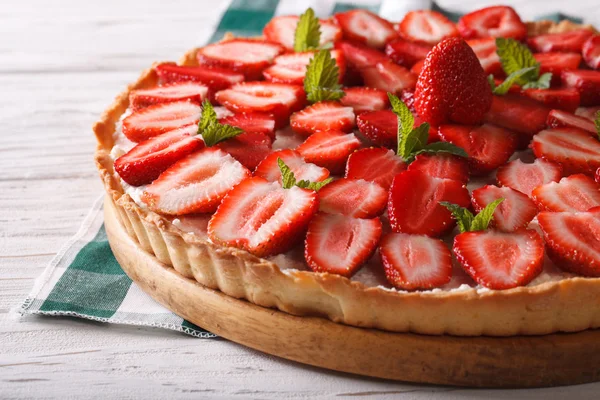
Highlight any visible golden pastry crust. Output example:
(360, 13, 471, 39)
(95, 21, 600, 337)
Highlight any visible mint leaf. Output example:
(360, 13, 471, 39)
(439, 202, 475, 234)
(198, 100, 217, 133)
(278, 158, 297, 189)
(198, 100, 243, 147)
(471, 198, 504, 232)
(493, 66, 536, 95)
(594, 111, 600, 140)
(399, 123, 430, 160)
(296, 177, 333, 191)
(388, 92, 414, 143)
(522, 72, 552, 90)
(304, 50, 344, 103)
(496, 38, 539, 84)
(417, 142, 468, 158)
(488, 74, 497, 91)
(294, 8, 321, 52)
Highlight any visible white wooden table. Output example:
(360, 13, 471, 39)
(2, 1, 600, 398)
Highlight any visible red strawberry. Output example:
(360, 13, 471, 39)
(407, 153, 469, 183)
(219, 112, 276, 139)
(115, 124, 203, 186)
(583, 34, 600, 70)
(546, 109, 596, 134)
(208, 177, 319, 257)
(532, 128, 600, 176)
(522, 88, 580, 113)
(305, 213, 382, 277)
(533, 52, 581, 80)
(122, 101, 201, 143)
(215, 82, 305, 126)
(453, 229, 544, 289)
(345, 147, 406, 190)
(388, 169, 470, 236)
(527, 29, 593, 53)
(411, 59, 425, 75)
(340, 87, 389, 114)
(290, 101, 355, 136)
(400, 89, 416, 111)
(466, 38, 502, 76)
(142, 148, 250, 215)
(335, 40, 388, 70)
(538, 210, 600, 276)
(483, 95, 551, 148)
(438, 124, 517, 175)
(496, 158, 562, 197)
(318, 178, 386, 219)
(129, 82, 208, 111)
(561, 70, 600, 106)
(263, 15, 342, 50)
(457, 6, 527, 40)
(361, 60, 417, 94)
(532, 174, 600, 212)
(217, 132, 272, 170)
(262, 50, 345, 85)
(575, 106, 600, 121)
(356, 110, 396, 148)
(397, 10, 458, 45)
(414, 38, 492, 126)
(334, 9, 397, 49)
(296, 131, 361, 174)
(254, 149, 330, 184)
(385, 38, 432, 67)
(472, 185, 538, 232)
(380, 232, 452, 290)
(597, 167, 600, 184)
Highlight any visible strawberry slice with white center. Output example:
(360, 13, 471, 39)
(538, 210, 600, 277)
(196, 39, 284, 81)
(318, 178, 387, 219)
(496, 158, 562, 197)
(407, 153, 469, 184)
(360, 60, 417, 94)
(115, 124, 203, 187)
(385, 38, 432, 68)
(575, 106, 600, 121)
(527, 28, 594, 53)
(457, 6, 527, 40)
(215, 82, 305, 126)
(340, 87, 389, 114)
(263, 50, 345, 85)
(254, 149, 329, 184)
(305, 213, 382, 277)
(290, 101, 355, 136)
(263, 15, 342, 50)
(208, 176, 319, 257)
(334, 9, 397, 49)
(380, 232, 452, 290)
(122, 101, 201, 143)
(523, 88, 580, 113)
(532, 128, 600, 176)
(561, 70, 600, 106)
(217, 132, 272, 171)
(296, 131, 361, 174)
(345, 147, 406, 190)
(453, 229, 544, 290)
(533, 52, 582, 80)
(466, 38, 502, 76)
(141, 148, 250, 215)
(438, 123, 517, 176)
(388, 169, 471, 237)
(546, 109, 596, 134)
(335, 40, 389, 69)
(532, 174, 600, 212)
(219, 112, 276, 139)
(472, 185, 538, 232)
(397, 11, 459, 45)
(583, 34, 600, 70)
(129, 82, 208, 111)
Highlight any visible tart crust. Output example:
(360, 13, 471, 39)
(94, 21, 600, 336)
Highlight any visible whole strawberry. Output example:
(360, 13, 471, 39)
(414, 37, 492, 126)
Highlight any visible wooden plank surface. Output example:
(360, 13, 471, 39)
(2, 1, 600, 398)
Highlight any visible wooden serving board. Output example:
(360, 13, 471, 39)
(104, 198, 600, 388)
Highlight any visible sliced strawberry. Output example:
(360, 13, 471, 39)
(318, 178, 386, 219)
(335, 40, 388, 70)
(388, 169, 470, 236)
(527, 29, 593, 53)
(483, 95, 551, 148)
(597, 167, 600, 184)
(398, 10, 459, 45)
(262, 50, 345, 85)
(356, 110, 396, 148)
(533, 52, 581, 80)
(254, 149, 330, 184)
(407, 153, 469, 183)
(215, 82, 305, 126)
(296, 131, 361, 174)
(531, 174, 600, 212)
(345, 147, 406, 190)
(466, 38, 502, 76)
(122, 101, 201, 143)
(457, 6, 527, 41)
(219, 112, 276, 139)
(385, 38, 431, 68)
(538, 210, 600, 276)
(141, 148, 250, 215)
(561, 70, 600, 106)
(208, 176, 318, 257)
(522, 88, 580, 113)
(129, 82, 208, 111)
(361, 60, 417, 94)
(263, 15, 342, 50)
(380, 233, 452, 290)
(546, 109, 596, 134)
(400, 89, 416, 111)
(583, 34, 600, 70)
(217, 132, 272, 170)
(115, 125, 203, 186)
(531, 128, 600, 176)
(290, 101, 355, 136)
(334, 9, 397, 49)
(453, 229, 544, 289)
(410, 59, 425, 75)
(340, 87, 389, 114)
(472, 185, 538, 232)
(496, 158, 562, 197)
(575, 106, 600, 121)
(438, 124, 517, 176)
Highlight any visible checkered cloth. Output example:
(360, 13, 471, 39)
(20, 0, 581, 337)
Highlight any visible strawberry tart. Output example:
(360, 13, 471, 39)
(95, 6, 600, 336)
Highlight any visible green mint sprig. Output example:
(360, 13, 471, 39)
(278, 158, 332, 191)
(294, 8, 321, 52)
(197, 100, 243, 146)
(304, 50, 345, 103)
(440, 199, 504, 233)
